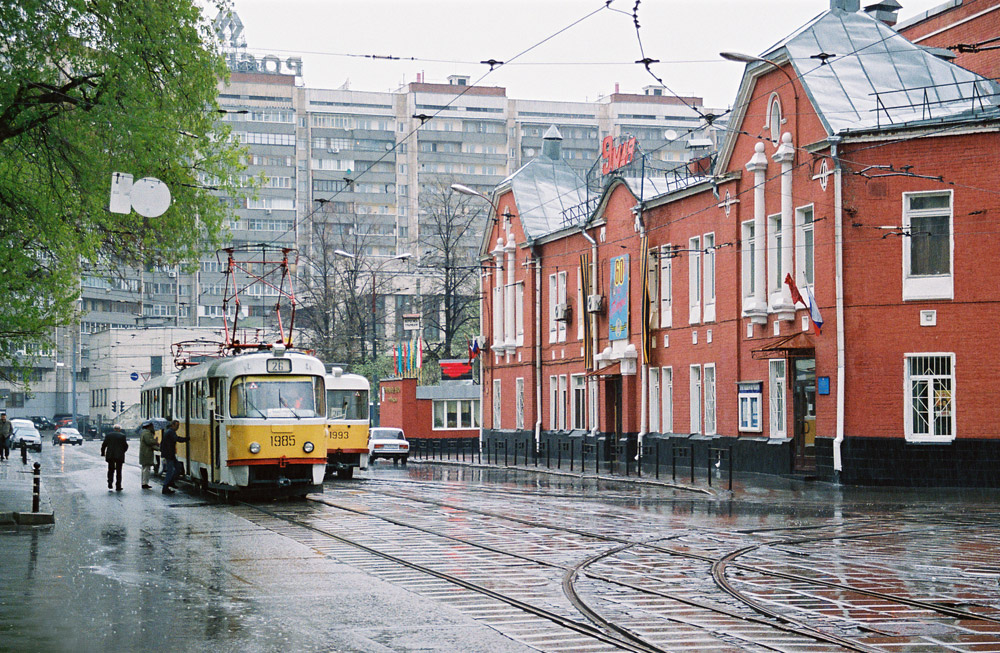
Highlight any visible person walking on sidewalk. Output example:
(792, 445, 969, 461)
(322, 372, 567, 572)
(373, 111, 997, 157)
(101, 424, 129, 492)
(138, 421, 158, 490)
(160, 420, 188, 495)
(0, 413, 11, 461)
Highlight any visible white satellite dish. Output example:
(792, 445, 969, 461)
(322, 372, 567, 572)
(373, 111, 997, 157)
(664, 130, 678, 141)
(129, 177, 172, 218)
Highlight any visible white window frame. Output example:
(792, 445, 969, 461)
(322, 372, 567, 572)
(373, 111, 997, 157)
(688, 236, 701, 324)
(795, 204, 815, 289)
(738, 382, 763, 432)
(689, 365, 702, 434)
(557, 271, 568, 342)
(661, 367, 673, 434)
(767, 213, 783, 307)
(571, 374, 586, 430)
(769, 360, 787, 439)
(515, 377, 525, 430)
(515, 282, 524, 346)
(742, 220, 755, 301)
(493, 379, 502, 429)
(703, 233, 716, 323)
(659, 245, 672, 328)
(549, 375, 558, 429)
(767, 93, 783, 145)
(647, 248, 659, 328)
(704, 363, 716, 435)
(548, 274, 558, 343)
(558, 375, 568, 430)
(649, 368, 660, 432)
(904, 353, 956, 442)
(902, 191, 953, 301)
(576, 267, 584, 340)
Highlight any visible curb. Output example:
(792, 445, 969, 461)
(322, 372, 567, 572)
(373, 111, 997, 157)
(13, 511, 54, 526)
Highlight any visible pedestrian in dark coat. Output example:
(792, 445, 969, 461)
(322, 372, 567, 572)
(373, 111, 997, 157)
(138, 422, 158, 489)
(160, 420, 188, 495)
(0, 413, 11, 461)
(101, 424, 129, 491)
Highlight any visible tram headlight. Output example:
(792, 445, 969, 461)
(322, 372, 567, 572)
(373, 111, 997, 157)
(303, 441, 315, 454)
(249, 442, 261, 454)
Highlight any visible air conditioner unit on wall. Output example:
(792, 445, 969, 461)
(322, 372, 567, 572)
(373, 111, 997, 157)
(586, 294, 604, 314)
(554, 302, 572, 322)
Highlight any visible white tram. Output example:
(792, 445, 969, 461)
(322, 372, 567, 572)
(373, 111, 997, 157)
(140, 346, 328, 497)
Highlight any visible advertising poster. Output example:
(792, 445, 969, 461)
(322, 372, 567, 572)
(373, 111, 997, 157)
(609, 254, 629, 341)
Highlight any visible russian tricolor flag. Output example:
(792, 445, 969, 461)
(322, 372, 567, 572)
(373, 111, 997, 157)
(784, 273, 823, 335)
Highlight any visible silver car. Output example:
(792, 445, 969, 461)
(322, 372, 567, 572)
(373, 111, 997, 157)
(368, 427, 409, 465)
(10, 419, 42, 452)
(53, 427, 84, 446)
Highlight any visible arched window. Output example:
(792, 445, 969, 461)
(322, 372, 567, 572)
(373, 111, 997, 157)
(767, 94, 783, 145)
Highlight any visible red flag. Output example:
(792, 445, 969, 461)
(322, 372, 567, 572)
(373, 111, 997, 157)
(784, 273, 805, 308)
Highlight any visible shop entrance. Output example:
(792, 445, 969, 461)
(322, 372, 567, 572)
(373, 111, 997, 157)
(792, 358, 816, 472)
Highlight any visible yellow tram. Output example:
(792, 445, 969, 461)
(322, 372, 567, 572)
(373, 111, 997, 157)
(140, 345, 328, 497)
(324, 367, 370, 479)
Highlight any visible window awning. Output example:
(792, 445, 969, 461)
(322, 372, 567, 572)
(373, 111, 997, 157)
(751, 332, 816, 359)
(585, 361, 621, 378)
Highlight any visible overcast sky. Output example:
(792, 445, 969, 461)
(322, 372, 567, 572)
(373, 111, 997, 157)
(218, 0, 951, 109)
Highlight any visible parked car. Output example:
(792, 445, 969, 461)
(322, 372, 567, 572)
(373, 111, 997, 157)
(30, 416, 54, 431)
(10, 419, 42, 452)
(53, 427, 84, 446)
(368, 427, 409, 465)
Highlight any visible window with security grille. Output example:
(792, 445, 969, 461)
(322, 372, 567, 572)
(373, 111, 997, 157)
(905, 354, 955, 441)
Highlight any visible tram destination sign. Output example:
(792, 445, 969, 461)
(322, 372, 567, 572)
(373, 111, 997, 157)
(266, 358, 292, 374)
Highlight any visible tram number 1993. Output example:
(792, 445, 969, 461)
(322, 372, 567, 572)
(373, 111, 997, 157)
(270, 435, 296, 447)
(329, 430, 350, 440)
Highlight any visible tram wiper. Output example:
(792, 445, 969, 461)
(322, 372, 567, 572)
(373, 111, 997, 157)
(246, 396, 266, 419)
(279, 394, 302, 420)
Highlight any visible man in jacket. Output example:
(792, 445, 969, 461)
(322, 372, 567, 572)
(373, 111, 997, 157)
(138, 421, 158, 490)
(101, 424, 129, 491)
(0, 413, 11, 461)
(160, 419, 188, 495)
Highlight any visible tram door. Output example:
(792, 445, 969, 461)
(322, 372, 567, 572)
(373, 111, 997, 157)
(792, 358, 816, 472)
(209, 379, 223, 484)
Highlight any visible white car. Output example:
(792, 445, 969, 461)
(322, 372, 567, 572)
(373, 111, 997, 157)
(53, 427, 84, 446)
(10, 419, 42, 452)
(368, 427, 409, 465)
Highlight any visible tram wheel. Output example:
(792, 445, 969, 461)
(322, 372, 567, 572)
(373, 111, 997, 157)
(336, 467, 354, 480)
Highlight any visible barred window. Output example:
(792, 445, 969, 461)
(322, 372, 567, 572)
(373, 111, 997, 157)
(906, 354, 954, 440)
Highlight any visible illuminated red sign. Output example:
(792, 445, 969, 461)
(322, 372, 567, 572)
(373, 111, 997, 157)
(601, 136, 638, 175)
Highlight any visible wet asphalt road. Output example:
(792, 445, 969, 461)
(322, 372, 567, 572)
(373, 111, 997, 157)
(3, 442, 1000, 652)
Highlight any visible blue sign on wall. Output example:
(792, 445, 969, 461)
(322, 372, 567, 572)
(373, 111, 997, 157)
(130, 372, 139, 382)
(609, 254, 629, 341)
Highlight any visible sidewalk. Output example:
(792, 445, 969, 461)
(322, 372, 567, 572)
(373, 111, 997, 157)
(0, 450, 55, 526)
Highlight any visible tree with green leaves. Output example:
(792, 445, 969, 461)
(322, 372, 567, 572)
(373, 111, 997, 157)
(0, 0, 247, 379)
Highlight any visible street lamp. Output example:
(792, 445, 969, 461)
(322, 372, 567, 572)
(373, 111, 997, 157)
(333, 250, 412, 361)
(720, 51, 799, 145)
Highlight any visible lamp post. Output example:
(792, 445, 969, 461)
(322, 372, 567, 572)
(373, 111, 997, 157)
(334, 250, 412, 362)
(720, 51, 799, 145)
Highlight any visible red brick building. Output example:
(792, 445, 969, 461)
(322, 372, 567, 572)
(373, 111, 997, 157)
(479, 1, 1000, 486)
(378, 377, 480, 452)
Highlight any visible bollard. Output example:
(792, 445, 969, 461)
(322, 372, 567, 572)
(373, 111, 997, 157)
(672, 445, 677, 481)
(690, 448, 695, 484)
(21, 440, 28, 465)
(557, 441, 562, 470)
(32, 462, 41, 513)
(504, 440, 508, 467)
(728, 445, 734, 492)
(655, 441, 660, 480)
(569, 440, 574, 473)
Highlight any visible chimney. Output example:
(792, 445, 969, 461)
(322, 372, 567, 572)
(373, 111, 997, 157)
(864, 0, 902, 26)
(830, 0, 860, 10)
(614, 82, 620, 94)
(542, 125, 563, 160)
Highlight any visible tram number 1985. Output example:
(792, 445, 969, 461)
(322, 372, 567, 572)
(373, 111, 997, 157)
(270, 435, 296, 447)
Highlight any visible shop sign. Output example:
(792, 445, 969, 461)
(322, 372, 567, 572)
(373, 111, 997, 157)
(600, 136, 638, 175)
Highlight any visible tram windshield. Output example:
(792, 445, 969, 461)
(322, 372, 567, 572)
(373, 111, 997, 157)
(230, 375, 325, 418)
(327, 388, 369, 421)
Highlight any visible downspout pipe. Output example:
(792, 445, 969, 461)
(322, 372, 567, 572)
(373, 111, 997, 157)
(635, 207, 648, 456)
(831, 135, 846, 477)
(580, 224, 599, 437)
(532, 243, 543, 452)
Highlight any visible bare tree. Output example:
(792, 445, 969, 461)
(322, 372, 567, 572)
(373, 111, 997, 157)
(418, 182, 486, 359)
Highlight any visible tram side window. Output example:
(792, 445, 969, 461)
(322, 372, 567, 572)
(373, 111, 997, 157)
(328, 389, 368, 420)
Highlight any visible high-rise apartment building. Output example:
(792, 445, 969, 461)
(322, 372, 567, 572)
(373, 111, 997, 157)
(2, 13, 721, 423)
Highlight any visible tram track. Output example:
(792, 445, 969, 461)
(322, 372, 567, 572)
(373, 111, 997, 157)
(321, 481, 1000, 647)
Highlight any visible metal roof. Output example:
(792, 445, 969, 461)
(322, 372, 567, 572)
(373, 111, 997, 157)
(763, 8, 1000, 135)
(500, 127, 588, 240)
